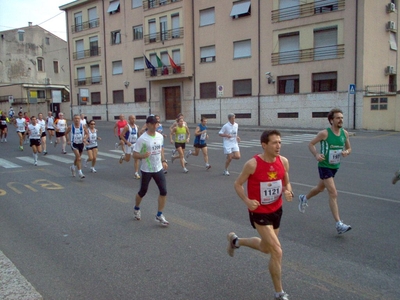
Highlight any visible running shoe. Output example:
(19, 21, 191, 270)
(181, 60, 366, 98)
(54, 141, 58, 147)
(205, 164, 211, 170)
(171, 155, 177, 163)
(43, 151, 47, 155)
(62, 150, 67, 154)
(84, 159, 88, 168)
(336, 221, 352, 234)
(155, 214, 169, 226)
(163, 169, 168, 174)
(392, 171, 400, 184)
(19, 146, 23, 151)
(50, 140, 52, 144)
(183, 167, 189, 173)
(119, 154, 124, 164)
(172, 149, 176, 156)
(226, 232, 239, 257)
(134, 172, 141, 179)
(90, 167, 97, 173)
(274, 292, 289, 300)
(34, 160, 37, 166)
(115, 142, 119, 150)
(184, 159, 188, 165)
(185, 150, 192, 159)
(298, 195, 308, 213)
(79, 171, 85, 179)
(134, 209, 141, 220)
(70, 165, 76, 177)
(3, 139, 6, 142)
(223, 170, 230, 176)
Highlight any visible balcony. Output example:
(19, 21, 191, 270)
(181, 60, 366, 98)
(365, 84, 397, 96)
(271, 0, 345, 22)
(145, 64, 185, 78)
(144, 28, 183, 44)
(73, 47, 101, 60)
(74, 76, 102, 87)
(271, 44, 344, 65)
(71, 18, 100, 33)
(143, 0, 182, 10)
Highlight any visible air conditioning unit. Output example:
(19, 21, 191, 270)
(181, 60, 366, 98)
(385, 65, 396, 75)
(44, 78, 51, 84)
(387, 2, 396, 13)
(386, 21, 396, 31)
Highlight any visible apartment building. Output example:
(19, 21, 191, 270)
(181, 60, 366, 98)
(60, 0, 400, 130)
(0, 23, 70, 117)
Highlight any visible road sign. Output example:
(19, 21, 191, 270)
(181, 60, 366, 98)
(349, 84, 356, 94)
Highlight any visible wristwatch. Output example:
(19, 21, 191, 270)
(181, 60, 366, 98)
(162, 159, 168, 163)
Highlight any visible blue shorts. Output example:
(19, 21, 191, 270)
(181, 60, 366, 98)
(318, 167, 338, 180)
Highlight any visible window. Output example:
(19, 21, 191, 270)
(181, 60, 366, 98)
(113, 90, 124, 104)
(77, 67, 86, 85)
(88, 7, 98, 28)
(200, 8, 215, 26)
(370, 98, 388, 110)
(112, 61, 123, 75)
(107, 1, 120, 14)
(389, 74, 397, 92)
(45, 37, 50, 45)
(18, 30, 24, 41)
(279, 0, 300, 21)
(89, 36, 99, 56)
(278, 75, 299, 94)
(314, 27, 338, 60)
(314, 0, 338, 14)
(200, 82, 217, 98)
(200, 45, 216, 62)
(134, 88, 146, 102)
(230, 1, 251, 18)
(171, 14, 180, 38)
(91, 92, 101, 105)
(148, 19, 156, 42)
(132, 0, 142, 8)
(37, 58, 44, 72)
(279, 32, 299, 64)
(134, 57, 144, 71)
(160, 16, 168, 41)
(233, 79, 252, 96)
(76, 39, 84, 59)
(53, 61, 59, 73)
(133, 25, 143, 40)
(37, 90, 46, 98)
(148, 0, 156, 8)
(390, 32, 397, 50)
(91, 65, 100, 84)
(312, 72, 337, 92)
(233, 40, 251, 59)
(74, 12, 83, 31)
(111, 30, 121, 44)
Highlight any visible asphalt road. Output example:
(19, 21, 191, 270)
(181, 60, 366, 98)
(0, 121, 399, 300)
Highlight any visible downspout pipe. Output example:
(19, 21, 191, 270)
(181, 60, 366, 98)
(257, 0, 261, 126)
(102, 0, 109, 121)
(63, 10, 73, 119)
(192, 0, 196, 123)
(353, 0, 358, 129)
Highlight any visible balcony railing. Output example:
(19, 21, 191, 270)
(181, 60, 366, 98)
(143, 0, 182, 10)
(74, 76, 102, 87)
(71, 18, 100, 33)
(73, 47, 101, 60)
(365, 84, 397, 96)
(144, 27, 183, 44)
(271, 0, 345, 22)
(145, 64, 185, 78)
(271, 44, 344, 65)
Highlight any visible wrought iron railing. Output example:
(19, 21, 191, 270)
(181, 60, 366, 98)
(74, 76, 102, 86)
(144, 27, 183, 44)
(144, 64, 185, 78)
(73, 47, 101, 60)
(71, 18, 100, 33)
(365, 84, 397, 95)
(143, 0, 182, 10)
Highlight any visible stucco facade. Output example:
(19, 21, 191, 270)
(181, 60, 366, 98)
(60, 0, 400, 130)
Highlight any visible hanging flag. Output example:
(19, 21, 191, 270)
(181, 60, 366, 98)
(144, 54, 157, 76)
(168, 53, 181, 74)
(155, 54, 163, 68)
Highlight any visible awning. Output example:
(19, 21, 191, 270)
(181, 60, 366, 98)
(22, 84, 70, 93)
(230, 1, 251, 17)
(107, 1, 120, 13)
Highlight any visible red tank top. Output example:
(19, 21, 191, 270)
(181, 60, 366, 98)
(247, 155, 286, 214)
(117, 120, 127, 135)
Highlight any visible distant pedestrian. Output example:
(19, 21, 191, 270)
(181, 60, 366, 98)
(0, 111, 8, 142)
(119, 115, 141, 179)
(85, 119, 101, 173)
(186, 117, 211, 170)
(219, 113, 241, 176)
(170, 117, 190, 173)
(46, 111, 55, 144)
(114, 114, 127, 152)
(37, 113, 47, 155)
(27, 116, 42, 166)
(54, 112, 67, 154)
(14, 111, 26, 150)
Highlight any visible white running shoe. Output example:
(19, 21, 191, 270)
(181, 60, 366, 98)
(79, 171, 85, 179)
(91, 167, 97, 173)
(298, 195, 308, 213)
(34, 160, 37, 166)
(205, 164, 211, 170)
(3, 138, 6, 142)
(134, 172, 141, 179)
(155, 214, 169, 226)
(84, 159, 88, 168)
(119, 154, 124, 164)
(274, 292, 289, 300)
(70, 166, 76, 177)
(50, 140, 53, 144)
(115, 142, 119, 150)
(185, 150, 192, 159)
(223, 170, 230, 176)
(183, 167, 189, 173)
(134, 209, 141, 220)
(227, 232, 239, 257)
(336, 221, 352, 234)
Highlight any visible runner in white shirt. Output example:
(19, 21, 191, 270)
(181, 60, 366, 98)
(133, 115, 169, 226)
(27, 116, 42, 166)
(54, 112, 67, 154)
(218, 113, 241, 176)
(14, 112, 26, 150)
(119, 115, 141, 179)
(46, 111, 55, 144)
(85, 119, 101, 173)
(80, 113, 87, 128)
(37, 113, 47, 155)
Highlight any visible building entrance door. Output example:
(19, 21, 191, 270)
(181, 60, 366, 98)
(164, 86, 181, 120)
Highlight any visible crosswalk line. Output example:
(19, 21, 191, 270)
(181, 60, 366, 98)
(0, 158, 22, 168)
(65, 153, 105, 161)
(44, 154, 74, 164)
(16, 157, 51, 166)
(97, 151, 122, 159)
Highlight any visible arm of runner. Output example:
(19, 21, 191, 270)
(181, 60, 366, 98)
(280, 156, 294, 202)
(120, 125, 130, 146)
(342, 130, 351, 157)
(308, 130, 327, 161)
(234, 158, 259, 211)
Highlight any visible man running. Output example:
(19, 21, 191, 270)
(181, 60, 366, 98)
(227, 129, 293, 300)
(27, 116, 42, 166)
(133, 115, 169, 226)
(0, 111, 8, 142)
(114, 114, 127, 152)
(37, 113, 47, 155)
(66, 114, 88, 179)
(85, 119, 101, 173)
(186, 117, 211, 170)
(14, 111, 26, 150)
(298, 108, 352, 234)
(46, 111, 55, 144)
(170, 117, 190, 173)
(219, 113, 241, 176)
(119, 115, 141, 179)
(54, 112, 67, 154)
